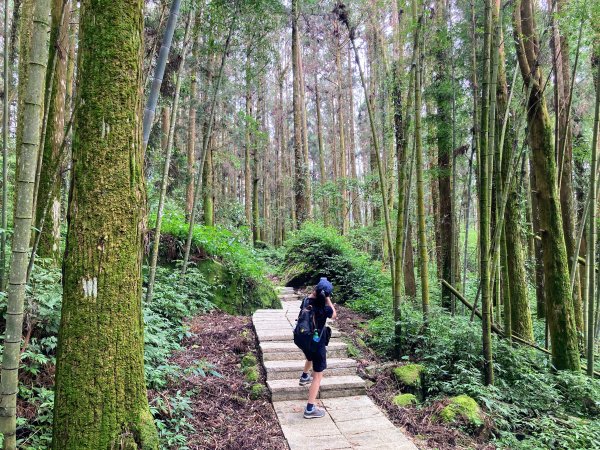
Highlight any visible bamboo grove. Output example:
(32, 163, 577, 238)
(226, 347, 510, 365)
(0, 0, 598, 447)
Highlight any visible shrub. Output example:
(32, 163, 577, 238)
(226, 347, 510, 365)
(241, 353, 257, 369)
(282, 222, 390, 305)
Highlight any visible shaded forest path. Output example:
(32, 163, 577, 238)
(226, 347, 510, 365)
(253, 287, 417, 449)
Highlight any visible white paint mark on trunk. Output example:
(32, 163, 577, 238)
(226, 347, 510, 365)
(82, 277, 98, 299)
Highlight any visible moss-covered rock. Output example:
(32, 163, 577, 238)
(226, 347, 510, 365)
(392, 393, 417, 407)
(196, 259, 278, 315)
(440, 395, 483, 426)
(241, 353, 257, 369)
(393, 364, 424, 387)
(250, 383, 265, 400)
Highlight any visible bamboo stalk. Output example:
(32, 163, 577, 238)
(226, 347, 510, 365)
(146, 13, 193, 303)
(142, 0, 182, 149)
(1, 0, 9, 289)
(0, 1, 50, 446)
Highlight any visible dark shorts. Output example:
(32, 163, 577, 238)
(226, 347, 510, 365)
(303, 344, 327, 373)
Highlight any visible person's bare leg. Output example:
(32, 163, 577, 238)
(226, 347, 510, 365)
(303, 360, 312, 373)
(307, 371, 324, 405)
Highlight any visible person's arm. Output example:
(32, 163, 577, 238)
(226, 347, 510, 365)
(326, 297, 337, 320)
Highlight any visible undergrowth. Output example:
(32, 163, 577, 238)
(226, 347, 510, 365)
(283, 223, 600, 450)
(0, 260, 216, 449)
(155, 212, 278, 313)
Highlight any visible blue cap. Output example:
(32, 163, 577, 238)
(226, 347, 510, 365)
(316, 277, 333, 296)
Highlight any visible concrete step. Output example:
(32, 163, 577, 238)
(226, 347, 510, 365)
(255, 327, 341, 342)
(260, 341, 347, 361)
(267, 375, 366, 401)
(264, 358, 357, 380)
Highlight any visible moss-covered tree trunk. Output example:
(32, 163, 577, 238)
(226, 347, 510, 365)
(480, 0, 494, 385)
(551, 0, 584, 335)
(35, 0, 71, 264)
(513, 0, 580, 371)
(52, 1, 159, 447)
(496, 16, 533, 342)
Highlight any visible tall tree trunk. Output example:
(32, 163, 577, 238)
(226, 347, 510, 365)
(35, 0, 71, 264)
(347, 46, 361, 226)
(315, 74, 328, 226)
(497, 24, 533, 341)
(513, 0, 580, 371)
(404, 220, 417, 297)
(1, 0, 10, 288)
(186, 76, 197, 221)
(529, 157, 546, 318)
(434, 0, 453, 309)
(203, 134, 214, 226)
(52, 1, 159, 447)
(244, 51, 252, 225)
(0, 1, 50, 447)
(335, 22, 348, 235)
(551, 0, 584, 335)
(412, 7, 429, 319)
(480, 0, 494, 385)
(291, 0, 310, 226)
(52, 0, 158, 450)
(587, 46, 599, 376)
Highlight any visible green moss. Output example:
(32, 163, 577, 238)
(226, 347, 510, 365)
(392, 393, 417, 407)
(393, 364, 424, 387)
(250, 384, 265, 400)
(137, 408, 161, 450)
(244, 367, 259, 382)
(440, 395, 483, 426)
(156, 214, 280, 315)
(241, 353, 257, 369)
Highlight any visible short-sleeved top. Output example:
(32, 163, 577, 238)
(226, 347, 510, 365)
(301, 297, 334, 333)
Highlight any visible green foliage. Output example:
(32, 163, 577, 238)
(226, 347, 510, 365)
(150, 390, 195, 450)
(243, 366, 259, 382)
(250, 383, 265, 400)
(156, 212, 279, 313)
(241, 353, 258, 369)
(143, 265, 214, 390)
(393, 364, 424, 387)
(392, 393, 417, 407)
(439, 395, 483, 427)
(282, 222, 390, 305)
(7, 261, 217, 448)
(283, 225, 600, 448)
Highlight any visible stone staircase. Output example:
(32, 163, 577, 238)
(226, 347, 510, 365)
(253, 287, 418, 449)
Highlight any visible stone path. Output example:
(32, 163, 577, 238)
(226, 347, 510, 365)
(253, 287, 417, 450)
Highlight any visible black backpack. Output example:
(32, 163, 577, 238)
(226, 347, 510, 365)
(293, 298, 325, 355)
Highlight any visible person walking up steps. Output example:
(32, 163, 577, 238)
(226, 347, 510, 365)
(293, 278, 337, 419)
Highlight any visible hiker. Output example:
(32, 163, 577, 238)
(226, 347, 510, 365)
(297, 278, 337, 419)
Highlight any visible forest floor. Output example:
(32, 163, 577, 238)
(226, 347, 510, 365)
(155, 311, 288, 450)
(334, 304, 495, 450)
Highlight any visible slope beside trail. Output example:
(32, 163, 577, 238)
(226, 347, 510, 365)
(253, 287, 418, 450)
